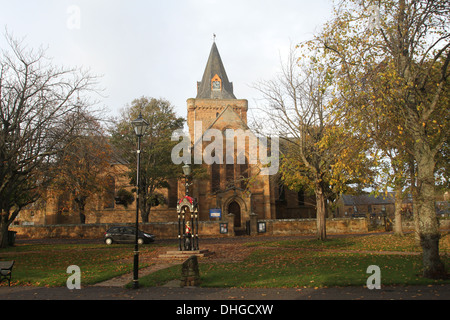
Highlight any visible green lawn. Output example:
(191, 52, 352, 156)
(244, 233, 432, 252)
(0, 243, 157, 287)
(196, 250, 446, 288)
(138, 233, 450, 288)
(1, 233, 449, 288)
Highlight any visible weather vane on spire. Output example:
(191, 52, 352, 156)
(213, 33, 216, 42)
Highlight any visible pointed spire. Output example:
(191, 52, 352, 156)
(196, 42, 236, 99)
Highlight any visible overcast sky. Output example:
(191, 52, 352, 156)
(0, 0, 334, 120)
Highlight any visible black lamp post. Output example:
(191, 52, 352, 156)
(182, 164, 192, 196)
(131, 112, 148, 289)
(180, 164, 199, 250)
(182, 164, 191, 251)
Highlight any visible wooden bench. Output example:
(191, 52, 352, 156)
(0, 261, 15, 286)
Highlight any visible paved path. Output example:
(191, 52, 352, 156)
(93, 261, 182, 287)
(1, 283, 449, 300)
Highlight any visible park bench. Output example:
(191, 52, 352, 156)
(0, 261, 15, 286)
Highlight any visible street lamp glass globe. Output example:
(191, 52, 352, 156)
(182, 164, 192, 176)
(132, 113, 149, 137)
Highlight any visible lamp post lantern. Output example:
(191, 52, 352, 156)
(131, 113, 148, 289)
(182, 164, 192, 175)
(177, 163, 199, 251)
(182, 164, 191, 195)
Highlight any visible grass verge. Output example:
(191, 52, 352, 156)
(1, 233, 449, 288)
(138, 233, 450, 288)
(0, 243, 155, 287)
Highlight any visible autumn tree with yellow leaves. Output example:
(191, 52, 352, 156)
(310, 0, 449, 279)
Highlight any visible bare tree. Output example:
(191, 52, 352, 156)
(0, 33, 99, 247)
(254, 47, 374, 240)
(49, 112, 114, 224)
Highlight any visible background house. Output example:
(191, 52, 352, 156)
(336, 194, 395, 218)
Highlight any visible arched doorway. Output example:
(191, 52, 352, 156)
(228, 201, 241, 227)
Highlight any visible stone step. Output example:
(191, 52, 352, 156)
(165, 250, 211, 255)
(158, 249, 214, 260)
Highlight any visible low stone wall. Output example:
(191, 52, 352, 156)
(400, 219, 450, 231)
(259, 218, 368, 236)
(12, 223, 117, 240)
(11, 217, 369, 240)
(11, 220, 232, 240)
(11, 217, 449, 241)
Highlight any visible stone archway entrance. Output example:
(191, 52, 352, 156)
(228, 201, 241, 227)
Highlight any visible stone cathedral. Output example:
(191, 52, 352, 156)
(180, 42, 315, 233)
(16, 42, 316, 235)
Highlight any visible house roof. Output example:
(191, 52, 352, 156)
(196, 42, 236, 100)
(341, 194, 395, 206)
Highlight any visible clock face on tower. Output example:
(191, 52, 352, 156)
(212, 80, 221, 90)
(211, 74, 222, 91)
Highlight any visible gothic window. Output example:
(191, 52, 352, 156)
(298, 189, 305, 206)
(103, 175, 115, 209)
(211, 163, 221, 192)
(278, 184, 286, 202)
(57, 191, 71, 214)
(239, 156, 249, 189)
(226, 163, 235, 188)
(211, 149, 221, 192)
(168, 179, 178, 208)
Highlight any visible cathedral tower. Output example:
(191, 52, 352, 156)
(185, 41, 275, 229)
(187, 42, 248, 142)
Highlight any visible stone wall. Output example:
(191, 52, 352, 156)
(400, 218, 450, 232)
(11, 217, 369, 240)
(11, 220, 232, 240)
(258, 218, 368, 236)
(12, 217, 448, 240)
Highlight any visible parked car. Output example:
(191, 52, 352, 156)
(104, 226, 155, 245)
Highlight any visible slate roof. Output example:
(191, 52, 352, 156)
(196, 42, 236, 100)
(341, 194, 395, 206)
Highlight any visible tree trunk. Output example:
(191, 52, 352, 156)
(394, 186, 404, 236)
(409, 161, 421, 246)
(415, 147, 446, 279)
(0, 218, 9, 248)
(0, 208, 20, 248)
(315, 183, 327, 241)
(142, 205, 150, 223)
(140, 191, 149, 223)
(75, 198, 87, 224)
